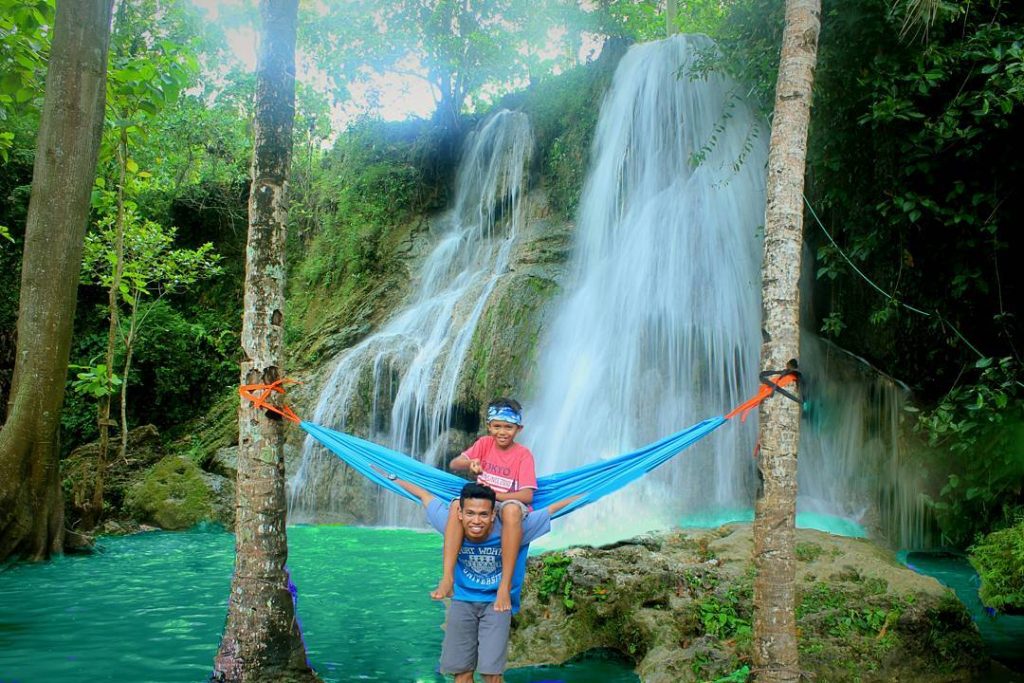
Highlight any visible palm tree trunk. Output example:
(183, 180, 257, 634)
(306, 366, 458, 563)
(0, 0, 114, 562)
(212, 1, 316, 680)
(752, 0, 821, 681)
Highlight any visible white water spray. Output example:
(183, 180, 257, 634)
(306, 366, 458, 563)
(289, 111, 534, 526)
(523, 35, 766, 543)
(525, 35, 930, 548)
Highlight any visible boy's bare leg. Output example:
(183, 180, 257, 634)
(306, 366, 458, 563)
(494, 504, 523, 612)
(482, 675, 504, 682)
(432, 500, 462, 600)
(453, 672, 474, 683)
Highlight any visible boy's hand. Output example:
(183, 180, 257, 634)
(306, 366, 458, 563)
(469, 460, 483, 475)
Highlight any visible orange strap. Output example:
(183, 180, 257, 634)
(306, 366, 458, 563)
(239, 379, 301, 424)
(725, 371, 799, 422)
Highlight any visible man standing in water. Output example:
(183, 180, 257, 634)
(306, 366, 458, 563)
(387, 476, 578, 682)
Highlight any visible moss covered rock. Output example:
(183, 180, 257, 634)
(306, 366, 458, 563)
(126, 455, 219, 530)
(62, 424, 167, 529)
(511, 525, 992, 682)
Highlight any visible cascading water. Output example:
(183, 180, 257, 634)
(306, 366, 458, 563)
(289, 110, 533, 526)
(522, 34, 766, 542)
(524, 34, 932, 548)
(290, 36, 931, 548)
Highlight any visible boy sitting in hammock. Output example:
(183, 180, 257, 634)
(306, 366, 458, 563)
(432, 398, 536, 612)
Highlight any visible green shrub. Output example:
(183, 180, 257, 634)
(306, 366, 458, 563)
(970, 519, 1024, 613)
(537, 552, 575, 609)
(917, 358, 1024, 545)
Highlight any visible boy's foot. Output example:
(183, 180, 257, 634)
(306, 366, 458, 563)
(431, 576, 454, 600)
(493, 586, 512, 612)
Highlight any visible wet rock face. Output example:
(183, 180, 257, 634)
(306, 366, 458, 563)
(457, 196, 573, 416)
(511, 525, 989, 682)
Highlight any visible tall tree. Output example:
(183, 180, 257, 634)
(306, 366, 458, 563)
(212, 1, 316, 681)
(84, 0, 199, 531)
(752, 0, 821, 680)
(0, 0, 114, 562)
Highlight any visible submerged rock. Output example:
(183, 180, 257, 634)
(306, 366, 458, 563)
(511, 525, 991, 682)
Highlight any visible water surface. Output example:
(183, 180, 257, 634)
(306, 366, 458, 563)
(903, 551, 1024, 672)
(0, 526, 636, 682)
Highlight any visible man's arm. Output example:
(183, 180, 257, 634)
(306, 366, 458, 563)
(372, 466, 435, 508)
(546, 494, 583, 517)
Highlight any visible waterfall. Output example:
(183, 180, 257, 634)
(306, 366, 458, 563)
(522, 35, 765, 542)
(524, 35, 931, 548)
(289, 36, 933, 549)
(289, 110, 534, 526)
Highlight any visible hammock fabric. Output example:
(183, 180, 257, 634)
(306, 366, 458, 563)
(242, 370, 798, 520)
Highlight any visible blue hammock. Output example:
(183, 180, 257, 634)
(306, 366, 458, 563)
(302, 415, 727, 519)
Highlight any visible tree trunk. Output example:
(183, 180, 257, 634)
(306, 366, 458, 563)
(86, 126, 129, 531)
(0, 0, 114, 562)
(119, 297, 140, 460)
(752, 0, 820, 681)
(666, 0, 677, 37)
(212, 1, 316, 681)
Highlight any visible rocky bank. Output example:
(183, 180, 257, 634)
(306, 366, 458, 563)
(511, 525, 997, 682)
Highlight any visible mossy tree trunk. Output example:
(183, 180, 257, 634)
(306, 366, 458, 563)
(212, 1, 316, 681)
(752, 0, 821, 681)
(0, 0, 114, 562)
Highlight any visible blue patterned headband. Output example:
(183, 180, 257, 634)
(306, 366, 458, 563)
(487, 405, 522, 426)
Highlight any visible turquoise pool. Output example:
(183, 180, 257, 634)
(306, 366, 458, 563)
(0, 525, 637, 682)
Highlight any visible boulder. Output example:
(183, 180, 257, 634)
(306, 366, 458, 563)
(206, 446, 238, 480)
(511, 525, 993, 682)
(125, 455, 219, 531)
(62, 424, 166, 528)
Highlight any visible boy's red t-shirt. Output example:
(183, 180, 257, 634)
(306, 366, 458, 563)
(462, 436, 537, 494)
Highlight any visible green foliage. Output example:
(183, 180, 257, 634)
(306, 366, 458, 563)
(294, 119, 442, 290)
(696, 586, 752, 640)
(306, 0, 596, 125)
(969, 519, 1024, 612)
(707, 0, 786, 114)
(917, 357, 1024, 544)
(713, 0, 1024, 545)
(795, 541, 824, 562)
(120, 300, 238, 436)
(515, 55, 617, 218)
(81, 204, 222, 305)
(537, 552, 575, 609)
(712, 666, 751, 683)
(0, 0, 53, 147)
(69, 363, 123, 399)
(798, 581, 902, 642)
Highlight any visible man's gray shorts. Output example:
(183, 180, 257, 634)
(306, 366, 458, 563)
(440, 600, 512, 675)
